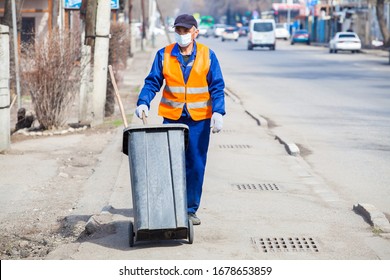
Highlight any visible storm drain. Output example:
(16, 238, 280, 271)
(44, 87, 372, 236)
(233, 183, 282, 191)
(219, 144, 252, 149)
(251, 237, 319, 253)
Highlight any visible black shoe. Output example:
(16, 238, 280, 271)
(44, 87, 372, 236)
(188, 213, 201, 225)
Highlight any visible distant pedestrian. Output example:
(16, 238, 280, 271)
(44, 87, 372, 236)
(135, 14, 226, 225)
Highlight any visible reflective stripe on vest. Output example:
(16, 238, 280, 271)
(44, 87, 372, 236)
(158, 43, 212, 121)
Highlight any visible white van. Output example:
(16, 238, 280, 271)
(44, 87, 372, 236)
(247, 19, 276, 50)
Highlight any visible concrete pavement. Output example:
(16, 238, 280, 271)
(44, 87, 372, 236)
(44, 36, 390, 259)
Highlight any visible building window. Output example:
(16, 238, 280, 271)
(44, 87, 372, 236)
(21, 17, 35, 44)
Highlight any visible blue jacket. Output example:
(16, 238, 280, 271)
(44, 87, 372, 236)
(137, 41, 226, 117)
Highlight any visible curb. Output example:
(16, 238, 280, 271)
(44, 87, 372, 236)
(225, 86, 300, 157)
(353, 203, 390, 233)
(274, 134, 300, 156)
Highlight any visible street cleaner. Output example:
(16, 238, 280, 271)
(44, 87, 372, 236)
(135, 14, 226, 225)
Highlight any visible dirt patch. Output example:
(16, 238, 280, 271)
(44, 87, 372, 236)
(0, 117, 125, 259)
(0, 216, 85, 259)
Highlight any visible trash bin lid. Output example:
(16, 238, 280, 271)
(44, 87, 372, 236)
(122, 124, 189, 155)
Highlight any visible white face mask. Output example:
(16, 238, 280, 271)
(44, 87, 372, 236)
(175, 32, 192, 47)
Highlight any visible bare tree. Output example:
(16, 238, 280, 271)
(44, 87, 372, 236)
(20, 29, 84, 130)
(106, 22, 131, 117)
(375, 0, 390, 47)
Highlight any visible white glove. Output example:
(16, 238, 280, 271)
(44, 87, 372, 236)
(135, 104, 148, 119)
(210, 112, 223, 133)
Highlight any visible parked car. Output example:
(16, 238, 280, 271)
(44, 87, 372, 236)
(329, 32, 362, 53)
(212, 24, 227, 38)
(291, 29, 310, 45)
(238, 26, 249, 37)
(247, 19, 276, 51)
(221, 26, 239, 42)
(275, 23, 290, 40)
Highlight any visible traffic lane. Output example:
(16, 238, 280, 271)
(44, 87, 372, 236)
(208, 37, 390, 144)
(203, 37, 390, 214)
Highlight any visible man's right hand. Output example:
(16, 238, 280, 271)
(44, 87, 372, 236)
(135, 104, 149, 119)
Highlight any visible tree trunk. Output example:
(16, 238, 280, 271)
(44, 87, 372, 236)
(0, 0, 12, 27)
(128, 0, 133, 56)
(376, 0, 390, 47)
(0, 0, 24, 93)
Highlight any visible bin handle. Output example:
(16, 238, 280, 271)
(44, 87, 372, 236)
(142, 111, 148, 125)
(108, 65, 128, 128)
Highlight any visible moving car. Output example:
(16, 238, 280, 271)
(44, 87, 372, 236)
(247, 19, 276, 51)
(213, 24, 227, 38)
(198, 25, 211, 38)
(221, 26, 239, 42)
(329, 32, 362, 53)
(291, 29, 310, 45)
(275, 23, 290, 40)
(238, 26, 249, 37)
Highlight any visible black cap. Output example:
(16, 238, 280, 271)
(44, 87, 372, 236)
(173, 14, 198, 29)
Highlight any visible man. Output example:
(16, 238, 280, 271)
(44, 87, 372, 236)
(135, 14, 225, 225)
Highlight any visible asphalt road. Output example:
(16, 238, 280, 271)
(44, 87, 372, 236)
(198, 35, 390, 216)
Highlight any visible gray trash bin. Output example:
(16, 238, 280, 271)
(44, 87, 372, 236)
(122, 124, 193, 246)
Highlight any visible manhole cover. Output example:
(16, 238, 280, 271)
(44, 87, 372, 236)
(251, 237, 319, 253)
(219, 144, 252, 149)
(233, 183, 282, 191)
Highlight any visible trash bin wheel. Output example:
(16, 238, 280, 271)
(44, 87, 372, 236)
(129, 221, 135, 247)
(188, 219, 194, 244)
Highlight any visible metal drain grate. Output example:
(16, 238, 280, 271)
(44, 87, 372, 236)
(221, 129, 236, 133)
(251, 237, 319, 253)
(233, 183, 282, 191)
(219, 144, 252, 149)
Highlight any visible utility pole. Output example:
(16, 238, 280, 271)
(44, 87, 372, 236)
(79, 32, 92, 124)
(149, 0, 156, 48)
(11, 0, 21, 109)
(0, 25, 10, 152)
(141, 0, 146, 50)
(92, 0, 111, 126)
(128, 0, 134, 56)
(287, 0, 292, 32)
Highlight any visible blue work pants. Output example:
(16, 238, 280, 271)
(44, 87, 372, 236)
(163, 116, 211, 214)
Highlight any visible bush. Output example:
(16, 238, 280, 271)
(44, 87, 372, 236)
(20, 28, 84, 130)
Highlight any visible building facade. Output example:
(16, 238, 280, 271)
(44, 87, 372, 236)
(0, 0, 58, 43)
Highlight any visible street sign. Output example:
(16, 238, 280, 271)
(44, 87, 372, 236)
(64, 0, 119, 10)
(308, 0, 319, 7)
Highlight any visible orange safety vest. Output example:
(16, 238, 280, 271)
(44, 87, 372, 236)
(158, 43, 212, 121)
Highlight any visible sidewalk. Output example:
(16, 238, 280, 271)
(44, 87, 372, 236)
(45, 36, 390, 259)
